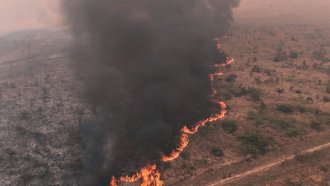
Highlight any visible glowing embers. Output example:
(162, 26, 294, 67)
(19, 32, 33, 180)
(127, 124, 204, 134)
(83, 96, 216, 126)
(110, 164, 163, 186)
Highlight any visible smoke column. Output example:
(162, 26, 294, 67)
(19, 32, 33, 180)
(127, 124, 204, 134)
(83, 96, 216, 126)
(62, 0, 240, 185)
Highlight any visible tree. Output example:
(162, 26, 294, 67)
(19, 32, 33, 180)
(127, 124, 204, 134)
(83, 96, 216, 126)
(275, 88, 284, 97)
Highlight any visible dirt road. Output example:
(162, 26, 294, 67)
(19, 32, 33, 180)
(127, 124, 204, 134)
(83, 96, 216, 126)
(207, 141, 330, 186)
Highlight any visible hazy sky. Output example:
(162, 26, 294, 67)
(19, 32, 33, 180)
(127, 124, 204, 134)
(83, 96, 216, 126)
(0, 0, 329, 33)
(0, 0, 60, 33)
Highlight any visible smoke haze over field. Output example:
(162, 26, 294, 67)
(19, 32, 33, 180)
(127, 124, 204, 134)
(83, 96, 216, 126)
(0, 0, 60, 33)
(234, 0, 330, 24)
(62, 0, 239, 185)
(1, 0, 330, 33)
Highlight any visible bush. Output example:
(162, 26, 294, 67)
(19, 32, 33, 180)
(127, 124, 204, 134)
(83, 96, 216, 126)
(313, 47, 327, 60)
(277, 104, 294, 114)
(238, 132, 269, 157)
(295, 153, 314, 163)
(247, 111, 266, 126)
(211, 147, 224, 157)
(310, 121, 321, 131)
(225, 74, 238, 82)
(286, 129, 301, 137)
(161, 163, 172, 170)
(320, 165, 328, 172)
(274, 50, 287, 62)
(221, 120, 237, 134)
(247, 87, 262, 101)
(323, 96, 330, 102)
(270, 119, 291, 130)
(252, 65, 262, 73)
(289, 51, 299, 59)
(326, 83, 330, 94)
(295, 105, 306, 113)
(286, 178, 303, 186)
(181, 152, 191, 160)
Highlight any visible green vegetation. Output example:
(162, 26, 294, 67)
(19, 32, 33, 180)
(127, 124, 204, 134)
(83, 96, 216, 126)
(247, 111, 267, 126)
(274, 50, 287, 62)
(252, 65, 262, 73)
(270, 119, 291, 130)
(286, 178, 303, 186)
(289, 50, 299, 59)
(294, 153, 315, 163)
(276, 104, 294, 114)
(225, 74, 238, 82)
(320, 165, 328, 172)
(238, 132, 269, 158)
(221, 120, 237, 134)
(181, 152, 191, 160)
(326, 81, 330, 94)
(275, 88, 285, 96)
(310, 121, 321, 131)
(247, 87, 262, 101)
(323, 96, 330, 102)
(210, 147, 224, 157)
(162, 163, 172, 170)
(286, 129, 301, 137)
(313, 46, 327, 61)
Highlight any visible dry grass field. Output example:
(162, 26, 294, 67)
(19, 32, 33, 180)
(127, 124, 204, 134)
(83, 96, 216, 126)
(163, 23, 330, 185)
(1, 7, 330, 186)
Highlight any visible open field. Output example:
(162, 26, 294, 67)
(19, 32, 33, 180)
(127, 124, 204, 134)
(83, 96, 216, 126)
(1, 17, 330, 186)
(163, 23, 330, 185)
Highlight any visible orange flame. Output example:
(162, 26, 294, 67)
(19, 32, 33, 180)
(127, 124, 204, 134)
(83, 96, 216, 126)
(111, 164, 163, 186)
(110, 38, 232, 186)
(161, 101, 226, 162)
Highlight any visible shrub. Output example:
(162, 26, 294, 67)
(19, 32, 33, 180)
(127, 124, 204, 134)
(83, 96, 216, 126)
(252, 65, 262, 73)
(323, 96, 330, 102)
(181, 152, 191, 160)
(286, 129, 301, 137)
(277, 104, 294, 114)
(286, 178, 303, 186)
(238, 132, 269, 157)
(247, 111, 266, 125)
(289, 51, 299, 59)
(225, 74, 238, 82)
(320, 165, 328, 172)
(325, 118, 330, 126)
(221, 120, 237, 134)
(264, 69, 273, 76)
(162, 163, 172, 170)
(313, 47, 327, 60)
(295, 105, 306, 113)
(326, 83, 330, 94)
(221, 92, 233, 100)
(295, 153, 313, 163)
(254, 77, 262, 84)
(270, 119, 291, 130)
(274, 50, 287, 62)
(211, 147, 224, 157)
(247, 87, 262, 101)
(310, 121, 321, 131)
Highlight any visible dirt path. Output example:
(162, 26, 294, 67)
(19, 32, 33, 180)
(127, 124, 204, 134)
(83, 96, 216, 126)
(207, 141, 330, 186)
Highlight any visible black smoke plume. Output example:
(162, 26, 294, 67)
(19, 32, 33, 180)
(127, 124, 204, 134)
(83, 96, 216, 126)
(62, 0, 240, 185)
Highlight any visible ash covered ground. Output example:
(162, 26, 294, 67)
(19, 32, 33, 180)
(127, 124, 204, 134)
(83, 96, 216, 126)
(0, 30, 87, 186)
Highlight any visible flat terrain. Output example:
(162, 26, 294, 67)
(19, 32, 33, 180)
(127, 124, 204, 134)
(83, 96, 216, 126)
(0, 29, 86, 185)
(1, 23, 330, 186)
(164, 23, 330, 185)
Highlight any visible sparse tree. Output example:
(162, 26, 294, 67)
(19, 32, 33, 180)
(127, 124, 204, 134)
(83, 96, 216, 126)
(275, 88, 284, 97)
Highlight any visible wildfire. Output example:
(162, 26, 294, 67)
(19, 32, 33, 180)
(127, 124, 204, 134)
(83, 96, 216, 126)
(110, 39, 232, 186)
(110, 164, 163, 186)
(161, 101, 226, 162)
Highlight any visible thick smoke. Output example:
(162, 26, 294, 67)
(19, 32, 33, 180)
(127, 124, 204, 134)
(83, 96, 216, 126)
(62, 0, 239, 185)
